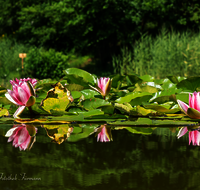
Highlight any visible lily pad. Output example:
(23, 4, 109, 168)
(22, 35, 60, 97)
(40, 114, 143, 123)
(116, 92, 152, 104)
(40, 82, 71, 114)
(81, 98, 111, 110)
(144, 105, 180, 114)
(81, 89, 99, 99)
(177, 77, 200, 91)
(64, 68, 95, 86)
(108, 118, 197, 126)
(0, 108, 9, 117)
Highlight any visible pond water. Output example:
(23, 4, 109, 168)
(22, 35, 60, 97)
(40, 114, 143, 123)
(0, 123, 199, 190)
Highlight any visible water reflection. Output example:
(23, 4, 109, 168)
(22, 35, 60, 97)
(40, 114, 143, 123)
(177, 126, 200, 146)
(96, 124, 113, 142)
(5, 124, 37, 151)
(1, 124, 200, 189)
(43, 124, 73, 144)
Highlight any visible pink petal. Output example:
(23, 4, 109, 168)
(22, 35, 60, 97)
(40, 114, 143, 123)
(13, 106, 26, 118)
(17, 85, 30, 104)
(196, 92, 200, 112)
(177, 127, 188, 139)
(20, 136, 31, 150)
(189, 92, 196, 109)
(5, 92, 21, 105)
(17, 127, 29, 145)
(177, 100, 189, 115)
(5, 127, 18, 137)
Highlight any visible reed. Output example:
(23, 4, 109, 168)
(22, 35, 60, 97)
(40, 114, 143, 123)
(113, 29, 200, 78)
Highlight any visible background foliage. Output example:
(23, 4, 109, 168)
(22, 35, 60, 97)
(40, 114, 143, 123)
(1, 0, 200, 75)
(113, 29, 200, 77)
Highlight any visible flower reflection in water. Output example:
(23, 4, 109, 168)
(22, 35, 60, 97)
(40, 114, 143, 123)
(177, 127, 200, 146)
(96, 125, 112, 142)
(5, 124, 37, 150)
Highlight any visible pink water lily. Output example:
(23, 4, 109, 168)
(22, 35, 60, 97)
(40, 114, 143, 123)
(96, 125, 112, 142)
(5, 78, 37, 118)
(177, 127, 200, 146)
(90, 77, 112, 98)
(10, 78, 37, 87)
(5, 124, 37, 151)
(177, 91, 200, 119)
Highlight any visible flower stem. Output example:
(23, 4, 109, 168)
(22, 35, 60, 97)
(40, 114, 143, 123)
(28, 106, 34, 118)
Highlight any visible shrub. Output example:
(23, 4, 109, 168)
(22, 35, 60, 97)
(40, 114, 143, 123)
(23, 47, 92, 79)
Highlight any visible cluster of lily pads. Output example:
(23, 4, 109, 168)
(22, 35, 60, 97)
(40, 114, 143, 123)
(2, 68, 200, 149)
(1, 68, 200, 126)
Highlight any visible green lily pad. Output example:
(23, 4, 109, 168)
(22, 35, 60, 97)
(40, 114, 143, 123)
(81, 89, 99, 99)
(177, 77, 200, 91)
(114, 103, 136, 115)
(81, 98, 111, 110)
(176, 93, 189, 104)
(64, 68, 95, 86)
(134, 84, 158, 93)
(111, 74, 124, 89)
(65, 83, 84, 91)
(144, 105, 180, 114)
(108, 117, 197, 126)
(0, 108, 9, 117)
(129, 95, 152, 106)
(139, 75, 154, 82)
(78, 109, 104, 118)
(47, 114, 84, 122)
(71, 91, 82, 99)
(116, 92, 152, 104)
(126, 75, 142, 86)
(40, 82, 71, 114)
(100, 105, 115, 114)
(136, 105, 153, 116)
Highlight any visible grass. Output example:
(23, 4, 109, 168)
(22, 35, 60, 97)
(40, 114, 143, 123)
(112, 29, 200, 78)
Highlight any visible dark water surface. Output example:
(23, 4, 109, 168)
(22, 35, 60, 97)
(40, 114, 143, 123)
(0, 124, 199, 190)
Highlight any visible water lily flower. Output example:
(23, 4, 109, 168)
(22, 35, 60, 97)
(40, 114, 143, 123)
(96, 125, 112, 142)
(5, 124, 37, 151)
(177, 127, 200, 146)
(10, 78, 37, 87)
(5, 78, 37, 118)
(177, 91, 200, 119)
(90, 77, 112, 98)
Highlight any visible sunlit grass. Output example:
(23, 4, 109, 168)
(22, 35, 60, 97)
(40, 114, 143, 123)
(113, 29, 200, 78)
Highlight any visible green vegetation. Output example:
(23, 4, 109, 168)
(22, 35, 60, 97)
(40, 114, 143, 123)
(0, 37, 29, 86)
(1, 68, 200, 128)
(1, 0, 200, 74)
(23, 47, 92, 79)
(113, 30, 200, 78)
